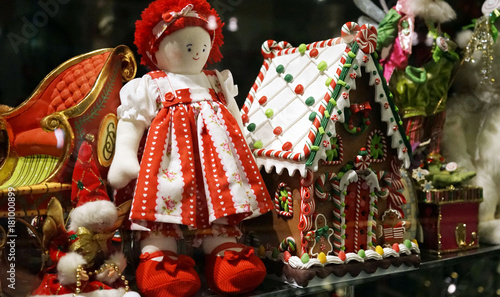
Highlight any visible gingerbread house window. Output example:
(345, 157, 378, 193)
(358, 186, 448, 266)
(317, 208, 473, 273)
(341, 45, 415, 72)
(322, 135, 343, 165)
(367, 129, 387, 163)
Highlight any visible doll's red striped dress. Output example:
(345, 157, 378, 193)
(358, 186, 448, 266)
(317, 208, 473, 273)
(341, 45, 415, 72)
(117, 69, 272, 231)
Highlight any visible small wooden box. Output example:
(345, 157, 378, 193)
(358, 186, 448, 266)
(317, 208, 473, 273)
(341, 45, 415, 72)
(418, 187, 482, 254)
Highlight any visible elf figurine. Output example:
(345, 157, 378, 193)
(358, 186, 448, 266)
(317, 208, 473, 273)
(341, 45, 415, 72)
(107, 0, 273, 296)
(30, 138, 139, 297)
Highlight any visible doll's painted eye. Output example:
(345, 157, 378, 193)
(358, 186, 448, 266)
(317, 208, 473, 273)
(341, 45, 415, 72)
(187, 44, 192, 52)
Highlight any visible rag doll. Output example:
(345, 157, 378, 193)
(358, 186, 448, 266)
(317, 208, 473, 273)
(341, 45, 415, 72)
(443, 2, 500, 244)
(107, 0, 273, 296)
(30, 139, 139, 297)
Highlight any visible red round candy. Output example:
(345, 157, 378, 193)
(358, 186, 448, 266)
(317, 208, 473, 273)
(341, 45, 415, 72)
(284, 251, 292, 262)
(392, 243, 400, 253)
(282, 142, 293, 151)
(242, 114, 249, 124)
(273, 126, 283, 135)
(259, 96, 268, 105)
(310, 48, 319, 58)
(295, 84, 304, 95)
(338, 250, 346, 261)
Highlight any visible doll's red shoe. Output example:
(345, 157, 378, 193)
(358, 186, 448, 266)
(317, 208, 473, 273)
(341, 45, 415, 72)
(205, 242, 266, 295)
(136, 250, 201, 297)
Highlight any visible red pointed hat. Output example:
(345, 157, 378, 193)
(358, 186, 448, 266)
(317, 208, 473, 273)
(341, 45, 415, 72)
(71, 139, 110, 208)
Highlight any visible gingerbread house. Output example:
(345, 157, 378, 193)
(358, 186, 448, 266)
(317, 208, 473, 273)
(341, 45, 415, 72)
(241, 23, 419, 285)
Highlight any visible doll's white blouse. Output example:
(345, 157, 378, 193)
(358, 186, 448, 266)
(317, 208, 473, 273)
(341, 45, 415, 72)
(117, 69, 241, 127)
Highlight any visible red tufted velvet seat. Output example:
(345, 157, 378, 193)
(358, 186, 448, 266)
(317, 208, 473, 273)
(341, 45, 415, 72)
(47, 53, 109, 114)
(12, 52, 110, 157)
(0, 45, 136, 218)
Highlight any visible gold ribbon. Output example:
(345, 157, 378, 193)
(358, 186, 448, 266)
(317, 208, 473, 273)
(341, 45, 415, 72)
(69, 227, 114, 266)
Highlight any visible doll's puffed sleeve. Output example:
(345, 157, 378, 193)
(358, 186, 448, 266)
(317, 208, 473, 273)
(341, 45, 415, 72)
(215, 69, 243, 129)
(117, 74, 159, 127)
(108, 75, 159, 189)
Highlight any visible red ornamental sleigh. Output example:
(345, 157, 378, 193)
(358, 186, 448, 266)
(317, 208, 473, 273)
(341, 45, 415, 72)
(0, 45, 136, 244)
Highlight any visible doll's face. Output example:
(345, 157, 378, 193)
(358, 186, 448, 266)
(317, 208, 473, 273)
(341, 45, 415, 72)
(155, 26, 211, 74)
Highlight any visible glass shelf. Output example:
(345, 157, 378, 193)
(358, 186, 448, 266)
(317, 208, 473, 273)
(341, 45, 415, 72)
(227, 244, 500, 297)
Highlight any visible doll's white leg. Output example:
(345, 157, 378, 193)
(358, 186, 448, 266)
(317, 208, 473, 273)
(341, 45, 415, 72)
(202, 236, 237, 254)
(141, 236, 177, 258)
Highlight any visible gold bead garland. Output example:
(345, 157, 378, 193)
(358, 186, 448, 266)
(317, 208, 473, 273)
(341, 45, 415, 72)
(73, 262, 129, 297)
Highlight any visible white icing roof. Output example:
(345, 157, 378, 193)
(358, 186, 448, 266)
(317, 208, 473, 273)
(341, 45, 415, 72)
(241, 27, 411, 177)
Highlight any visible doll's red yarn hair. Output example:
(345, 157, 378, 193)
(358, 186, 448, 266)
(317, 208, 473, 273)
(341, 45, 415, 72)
(135, 0, 224, 70)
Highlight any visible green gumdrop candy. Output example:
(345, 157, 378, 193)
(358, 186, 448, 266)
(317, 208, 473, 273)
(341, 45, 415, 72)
(305, 97, 315, 106)
(318, 61, 327, 71)
(272, 248, 279, 258)
(276, 64, 285, 74)
(358, 249, 365, 258)
(265, 109, 274, 118)
(404, 239, 412, 249)
(298, 43, 307, 54)
(254, 140, 263, 149)
(301, 253, 310, 263)
(247, 123, 256, 132)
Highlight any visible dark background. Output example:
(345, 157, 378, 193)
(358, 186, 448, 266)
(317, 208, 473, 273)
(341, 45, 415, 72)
(0, 0, 483, 109)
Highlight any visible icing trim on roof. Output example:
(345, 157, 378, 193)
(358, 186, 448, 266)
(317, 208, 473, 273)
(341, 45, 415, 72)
(242, 25, 412, 176)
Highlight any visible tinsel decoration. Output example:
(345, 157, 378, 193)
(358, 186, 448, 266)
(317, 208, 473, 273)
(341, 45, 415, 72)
(463, 10, 500, 84)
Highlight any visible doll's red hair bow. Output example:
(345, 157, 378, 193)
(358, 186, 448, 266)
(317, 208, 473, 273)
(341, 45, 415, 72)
(162, 4, 194, 24)
(224, 246, 255, 261)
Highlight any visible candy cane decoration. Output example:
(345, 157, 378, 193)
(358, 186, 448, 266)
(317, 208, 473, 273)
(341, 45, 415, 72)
(367, 191, 378, 248)
(354, 180, 362, 252)
(274, 183, 293, 217)
(341, 21, 361, 44)
(261, 40, 292, 59)
(314, 172, 337, 201)
(279, 236, 297, 254)
(299, 170, 315, 255)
